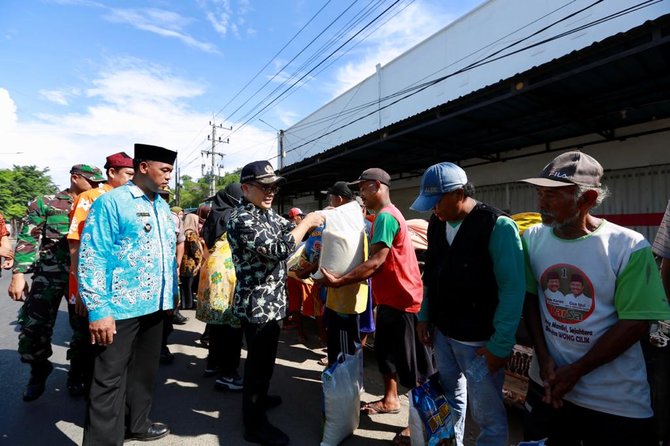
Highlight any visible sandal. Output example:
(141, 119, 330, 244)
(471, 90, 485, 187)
(360, 400, 400, 415)
(392, 427, 411, 445)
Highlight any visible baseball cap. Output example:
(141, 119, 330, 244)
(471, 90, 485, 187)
(521, 151, 603, 187)
(70, 164, 106, 183)
(349, 168, 391, 187)
(240, 160, 286, 185)
(287, 207, 305, 219)
(321, 181, 355, 200)
(104, 151, 134, 169)
(410, 162, 468, 212)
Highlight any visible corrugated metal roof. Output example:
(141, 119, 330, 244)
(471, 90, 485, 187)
(277, 14, 670, 200)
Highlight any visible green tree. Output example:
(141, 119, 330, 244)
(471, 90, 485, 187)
(177, 169, 241, 208)
(0, 166, 58, 231)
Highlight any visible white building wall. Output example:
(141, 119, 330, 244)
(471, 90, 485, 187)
(282, 0, 669, 166)
(293, 120, 670, 243)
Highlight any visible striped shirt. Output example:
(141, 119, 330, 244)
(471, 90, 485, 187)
(653, 200, 670, 259)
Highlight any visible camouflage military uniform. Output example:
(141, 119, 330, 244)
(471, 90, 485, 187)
(14, 189, 83, 362)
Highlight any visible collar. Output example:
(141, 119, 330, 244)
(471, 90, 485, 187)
(56, 189, 73, 201)
(127, 181, 150, 200)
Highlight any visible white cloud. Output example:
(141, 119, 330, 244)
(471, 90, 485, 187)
(0, 60, 275, 189)
(200, 0, 253, 39)
(104, 7, 219, 53)
(330, 2, 460, 96)
(39, 88, 80, 106)
(0, 89, 18, 134)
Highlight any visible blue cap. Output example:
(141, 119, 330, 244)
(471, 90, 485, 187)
(410, 162, 468, 212)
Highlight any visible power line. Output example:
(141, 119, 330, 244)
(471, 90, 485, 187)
(225, 0, 402, 141)
(282, 0, 656, 156)
(221, 0, 365, 125)
(212, 0, 336, 121)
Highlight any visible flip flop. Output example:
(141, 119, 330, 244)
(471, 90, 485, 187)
(360, 400, 401, 415)
(392, 427, 411, 445)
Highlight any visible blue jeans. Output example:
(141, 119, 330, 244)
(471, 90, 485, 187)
(433, 329, 508, 446)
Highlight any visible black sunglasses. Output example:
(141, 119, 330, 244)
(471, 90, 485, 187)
(251, 182, 280, 194)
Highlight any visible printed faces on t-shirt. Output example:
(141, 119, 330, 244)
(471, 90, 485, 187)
(540, 264, 595, 325)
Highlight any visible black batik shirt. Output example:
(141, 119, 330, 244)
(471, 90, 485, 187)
(226, 200, 296, 324)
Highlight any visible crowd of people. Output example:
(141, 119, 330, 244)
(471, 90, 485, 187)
(0, 147, 669, 446)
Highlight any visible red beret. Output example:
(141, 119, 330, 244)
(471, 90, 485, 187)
(105, 152, 134, 169)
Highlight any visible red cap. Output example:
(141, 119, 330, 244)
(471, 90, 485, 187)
(104, 152, 134, 169)
(288, 207, 304, 218)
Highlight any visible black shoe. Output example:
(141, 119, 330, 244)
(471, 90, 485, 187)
(215, 374, 244, 391)
(67, 375, 86, 397)
(264, 395, 282, 410)
(243, 422, 289, 446)
(159, 347, 174, 365)
(172, 312, 188, 325)
(203, 366, 221, 377)
(125, 422, 170, 442)
(23, 360, 53, 402)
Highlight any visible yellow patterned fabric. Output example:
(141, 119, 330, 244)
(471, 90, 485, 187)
(196, 234, 239, 326)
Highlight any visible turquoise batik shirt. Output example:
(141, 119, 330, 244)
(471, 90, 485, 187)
(78, 182, 178, 322)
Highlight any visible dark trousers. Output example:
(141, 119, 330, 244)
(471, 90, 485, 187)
(524, 380, 655, 446)
(67, 303, 95, 391)
(642, 338, 670, 444)
(325, 308, 360, 365)
(209, 323, 243, 376)
(18, 272, 68, 361)
(179, 276, 195, 309)
(83, 311, 164, 446)
(374, 305, 434, 389)
(241, 319, 281, 430)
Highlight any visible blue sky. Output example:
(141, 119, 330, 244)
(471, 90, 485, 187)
(0, 0, 485, 189)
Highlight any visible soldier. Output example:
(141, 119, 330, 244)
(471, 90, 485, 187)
(7, 164, 106, 402)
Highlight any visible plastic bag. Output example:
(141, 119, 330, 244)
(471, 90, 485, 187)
(408, 373, 455, 446)
(321, 352, 361, 446)
(313, 201, 365, 280)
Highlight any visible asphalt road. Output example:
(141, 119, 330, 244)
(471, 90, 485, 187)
(0, 268, 523, 445)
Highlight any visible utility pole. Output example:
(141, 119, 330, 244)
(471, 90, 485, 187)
(175, 166, 181, 206)
(202, 119, 231, 198)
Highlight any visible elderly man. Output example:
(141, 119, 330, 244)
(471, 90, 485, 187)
(79, 144, 178, 445)
(66, 152, 134, 396)
(320, 168, 433, 444)
(227, 160, 323, 446)
(521, 151, 670, 445)
(412, 162, 525, 446)
(8, 164, 105, 402)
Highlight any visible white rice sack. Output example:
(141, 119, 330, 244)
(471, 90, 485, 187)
(313, 201, 365, 280)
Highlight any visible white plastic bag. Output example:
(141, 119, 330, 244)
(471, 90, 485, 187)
(321, 352, 361, 446)
(313, 201, 364, 280)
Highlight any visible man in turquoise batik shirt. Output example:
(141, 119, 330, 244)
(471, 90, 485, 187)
(79, 143, 178, 445)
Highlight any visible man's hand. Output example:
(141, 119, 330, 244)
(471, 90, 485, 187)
(416, 321, 432, 347)
(74, 295, 88, 317)
(535, 353, 559, 407)
(2, 258, 14, 269)
(0, 246, 14, 259)
(89, 316, 116, 346)
(303, 212, 325, 229)
(8, 273, 28, 301)
(475, 346, 508, 373)
(547, 362, 584, 408)
(317, 267, 343, 288)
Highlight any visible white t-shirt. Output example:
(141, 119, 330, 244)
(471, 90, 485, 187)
(565, 293, 593, 311)
(523, 220, 670, 418)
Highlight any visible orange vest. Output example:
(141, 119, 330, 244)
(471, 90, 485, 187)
(370, 204, 423, 313)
